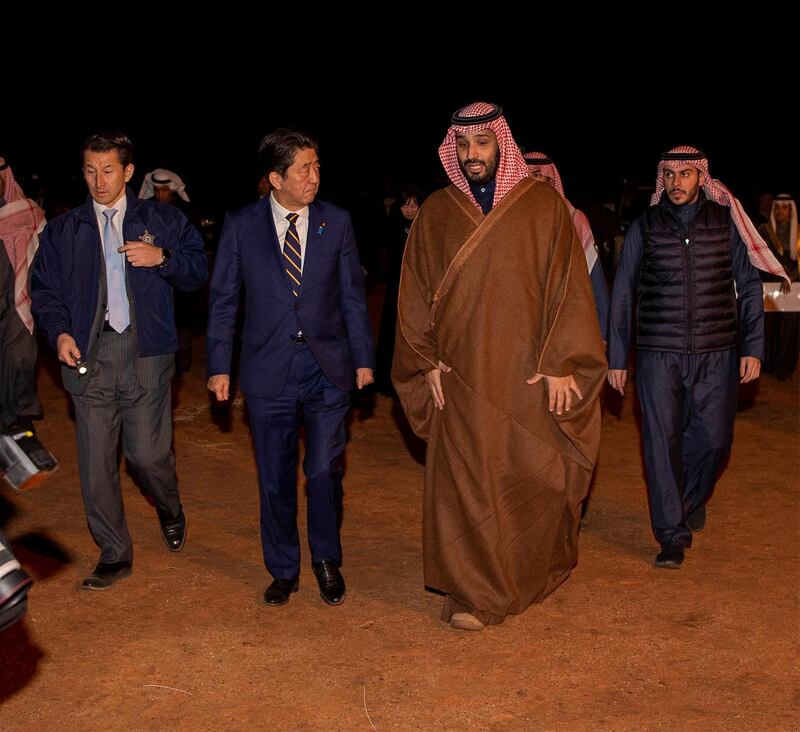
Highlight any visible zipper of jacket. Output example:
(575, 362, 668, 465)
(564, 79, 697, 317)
(684, 231, 693, 354)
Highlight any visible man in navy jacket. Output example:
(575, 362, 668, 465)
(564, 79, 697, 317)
(32, 132, 207, 590)
(207, 128, 374, 607)
(608, 146, 768, 570)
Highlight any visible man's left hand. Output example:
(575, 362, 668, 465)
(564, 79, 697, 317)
(356, 368, 374, 389)
(527, 372, 583, 415)
(739, 356, 761, 383)
(119, 241, 167, 267)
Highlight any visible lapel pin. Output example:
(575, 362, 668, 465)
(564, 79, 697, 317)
(317, 222, 326, 236)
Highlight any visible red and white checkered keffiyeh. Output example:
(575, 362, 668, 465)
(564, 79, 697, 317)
(524, 151, 597, 271)
(523, 152, 565, 197)
(0, 158, 46, 333)
(652, 145, 788, 282)
(438, 102, 529, 212)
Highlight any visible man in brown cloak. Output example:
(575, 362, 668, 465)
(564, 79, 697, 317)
(393, 102, 606, 631)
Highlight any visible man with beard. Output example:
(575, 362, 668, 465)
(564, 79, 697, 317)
(393, 103, 606, 631)
(758, 194, 799, 282)
(608, 146, 788, 568)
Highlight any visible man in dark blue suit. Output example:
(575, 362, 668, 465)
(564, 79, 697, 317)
(207, 128, 374, 607)
(31, 132, 208, 590)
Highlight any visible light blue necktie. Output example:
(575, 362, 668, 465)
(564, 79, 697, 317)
(102, 209, 130, 333)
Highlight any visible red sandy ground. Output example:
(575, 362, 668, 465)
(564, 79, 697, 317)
(1, 325, 797, 729)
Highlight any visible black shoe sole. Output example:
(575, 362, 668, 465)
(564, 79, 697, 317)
(319, 590, 346, 606)
(80, 567, 132, 591)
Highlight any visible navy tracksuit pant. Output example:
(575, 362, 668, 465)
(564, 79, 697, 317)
(636, 349, 738, 547)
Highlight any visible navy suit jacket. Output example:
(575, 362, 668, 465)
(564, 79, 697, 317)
(206, 196, 374, 398)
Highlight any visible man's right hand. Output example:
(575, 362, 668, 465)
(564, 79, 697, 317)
(207, 374, 230, 401)
(607, 369, 627, 396)
(424, 360, 451, 410)
(57, 334, 81, 367)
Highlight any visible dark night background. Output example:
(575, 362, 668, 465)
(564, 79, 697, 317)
(4, 46, 796, 240)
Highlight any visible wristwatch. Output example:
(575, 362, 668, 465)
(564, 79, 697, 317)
(159, 248, 172, 268)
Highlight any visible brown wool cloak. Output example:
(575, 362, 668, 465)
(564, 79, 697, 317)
(393, 178, 607, 625)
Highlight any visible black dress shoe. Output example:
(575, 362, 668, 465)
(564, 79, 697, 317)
(263, 577, 299, 606)
(686, 504, 706, 532)
(312, 560, 346, 606)
(655, 542, 684, 569)
(158, 509, 187, 552)
(81, 562, 132, 590)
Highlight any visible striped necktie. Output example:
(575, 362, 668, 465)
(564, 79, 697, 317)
(282, 212, 302, 296)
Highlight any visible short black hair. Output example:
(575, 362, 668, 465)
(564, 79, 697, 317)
(258, 128, 318, 178)
(81, 132, 134, 167)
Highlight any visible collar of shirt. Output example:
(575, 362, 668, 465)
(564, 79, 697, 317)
(270, 193, 310, 269)
(93, 192, 128, 245)
(469, 178, 496, 215)
(668, 198, 699, 234)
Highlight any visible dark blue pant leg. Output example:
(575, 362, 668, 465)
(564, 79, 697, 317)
(682, 350, 738, 517)
(637, 351, 692, 547)
(247, 355, 301, 580)
(298, 347, 349, 566)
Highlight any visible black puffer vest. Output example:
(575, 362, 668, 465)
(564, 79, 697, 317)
(637, 194, 738, 353)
